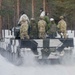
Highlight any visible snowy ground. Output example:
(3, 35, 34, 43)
(0, 30, 75, 75)
(0, 53, 75, 75)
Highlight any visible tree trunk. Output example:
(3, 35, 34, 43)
(32, 0, 35, 18)
(0, 0, 2, 39)
(16, 0, 20, 21)
(43, 0, 46, 11)
(13, 0, 16, 26)
(7, 15, 9, 29)
(45, 0, 49, 13)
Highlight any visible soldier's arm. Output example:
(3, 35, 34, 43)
(25, 15, 30, 23)
(18, 15, 23, 24)
(44, 21, 47, 27)
(57, 22, 60, 28)
(57, 22, 61, 33)
(38, 22, 40, 29)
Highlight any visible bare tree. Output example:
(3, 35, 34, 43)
(43, 0, 46, 11)
(0, 0, 2, 39)
(16, 0, 20, 21)
(32, 0, 35, 18)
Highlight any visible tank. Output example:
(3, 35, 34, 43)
(13, 25, 74, 60)
(0, 25, 74, 65)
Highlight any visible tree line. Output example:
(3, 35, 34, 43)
(0, 0, 75, 32)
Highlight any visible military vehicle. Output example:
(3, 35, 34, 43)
(0, 25, 74, 64)
(14, 25, 74, 59)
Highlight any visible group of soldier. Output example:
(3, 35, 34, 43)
(19, 8, 67, 39)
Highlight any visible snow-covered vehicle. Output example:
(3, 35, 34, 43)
(0, 26, 74, 64)
(13, 26, 74, 60)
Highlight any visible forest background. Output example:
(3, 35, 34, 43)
(0, 0, 75, 31)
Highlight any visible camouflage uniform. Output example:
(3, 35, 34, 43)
(47, 18, 57, 38)
(30, 18, 38, 39)
(57, 16, 67, 38)
(38, 17, 46, 39)
(18, 14, 30, 24)
(44, 15, 51, 32)
(20, 18, 29, 39)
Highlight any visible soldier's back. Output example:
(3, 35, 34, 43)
(50, 23, 57, 33)
(59, 20, 67, 30)
(38, 20, 46, 32)
(20, 22, 28, 32)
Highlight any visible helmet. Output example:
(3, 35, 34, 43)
(22, 17, 27, 22)
(50, 18, 54, 21)
(60, 16, 64, 19)
(31, 18, 35, 20)
(40, 16, 44, 19)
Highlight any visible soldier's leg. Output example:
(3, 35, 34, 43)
(42, 32, 46, 39)
(58, 31, 62, 38)
(59, 33, 62, 38)
(39, 32, 41, 38)
(20, 33, 24, 39)
(26, 35, 29, 39)
(52, 32, 57, 38)
(24, 32, 30, 39)
(63, 30, 67, 38)
(41, 32, 43, 38)
(39, 32, 45, 39)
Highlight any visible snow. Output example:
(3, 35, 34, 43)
(0, 55, 14, 75)
(0, 30, 75, 75)
(0, 54, 75, 75)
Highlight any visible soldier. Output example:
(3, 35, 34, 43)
(44, 12, 50, 32)
(30, 18, 38, 39)
(57, 16, 67, 38)
(18, 11, 30, 25)
(47, 18, 57, 38)
(38, 16, 46, 39)
(20, 17, 29, 39)
(40, 8, 45, 18)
